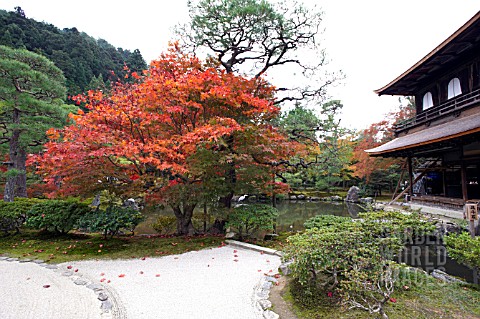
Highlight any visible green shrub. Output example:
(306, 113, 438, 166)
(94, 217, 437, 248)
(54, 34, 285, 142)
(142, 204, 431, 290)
(152, 215, 177, 235)
(444, 231, 480, 269)
(304, 214, 351, 229)
(26, 199, 92, 234)
(226, 204, 278, 239)
(284, 209, 436, 318)
(0, 198, 43, 235)
(358, 210, 436, 244)
(78, 205, 144, 239)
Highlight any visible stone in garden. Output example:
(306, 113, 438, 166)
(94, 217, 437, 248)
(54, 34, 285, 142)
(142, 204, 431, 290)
(360, 197, 373, 204)
(97, 292, 109, 301)
(346, 186, 360, 203)
(279, 261, 293, 275)
(257, 289, 269, 299)
(262, 281, 273, 290)
(46, 264, 58, 269)
(431, 269, 466, 284)
(74, 278, 89, 286)
(263, 310, 279, 319)
(330, 195, 342, 201)
(265, 276, 278, 284)
(258, 299, 272, 310)
(18, 258, 32, 263)
(86, 283, 103, 291)
(101, 299, 113, 311)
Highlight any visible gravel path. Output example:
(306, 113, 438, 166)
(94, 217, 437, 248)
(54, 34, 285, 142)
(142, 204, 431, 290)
(0, 245, 281, 319)
(70, 246, 281, 319)
(0, 260, 103, 319)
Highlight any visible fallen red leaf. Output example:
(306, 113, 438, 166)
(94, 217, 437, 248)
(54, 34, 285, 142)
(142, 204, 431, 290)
(118, 274, 125, 278)
(67, 265, 72, 269)
(43, 285, 50, 288)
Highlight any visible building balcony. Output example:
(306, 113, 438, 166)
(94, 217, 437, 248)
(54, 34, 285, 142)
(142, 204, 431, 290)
(393, 88, 480, 134)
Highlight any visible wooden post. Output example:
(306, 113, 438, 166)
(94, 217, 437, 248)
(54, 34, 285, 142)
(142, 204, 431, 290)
(388, 170, 429, 206)
(442, 169, 446, 196)
(408, 156, 414, 201)
(461, 162, 468, 202)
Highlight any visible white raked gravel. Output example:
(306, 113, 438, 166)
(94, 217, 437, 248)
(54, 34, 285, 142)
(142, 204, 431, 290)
(69, 245, 281, 319)
(0, 261, 103, 319)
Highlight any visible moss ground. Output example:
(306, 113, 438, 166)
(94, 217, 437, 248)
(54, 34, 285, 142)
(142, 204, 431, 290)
(0, 230, 224, 263)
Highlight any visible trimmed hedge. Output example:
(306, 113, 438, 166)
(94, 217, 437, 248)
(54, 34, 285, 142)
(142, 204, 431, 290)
(0, 198, 43, 235)
(26, 199, 93, 234)
(77, 205, 144, 239)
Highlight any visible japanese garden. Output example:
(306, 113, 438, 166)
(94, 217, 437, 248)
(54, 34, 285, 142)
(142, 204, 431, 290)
(1, 2, 480, 319)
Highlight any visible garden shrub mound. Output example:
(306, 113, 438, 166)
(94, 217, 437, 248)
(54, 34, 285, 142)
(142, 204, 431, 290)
(226, 204, 278, 240)
(77, 205, 145, 239)
(0, 198, 42, 235)
(26, 199, 92, 234)
(284, 211, 436, 319)
(445, 231, 480, 270)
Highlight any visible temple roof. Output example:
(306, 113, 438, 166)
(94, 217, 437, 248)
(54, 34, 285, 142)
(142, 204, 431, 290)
(375, 11, 480, 96)
(365, 112, 480, 157)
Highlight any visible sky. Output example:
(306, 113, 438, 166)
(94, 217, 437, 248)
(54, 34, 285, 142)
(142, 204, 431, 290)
(1, 0, 479, 130)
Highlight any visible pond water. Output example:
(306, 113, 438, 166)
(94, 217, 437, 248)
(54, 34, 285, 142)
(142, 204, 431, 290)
(135, 200, 365, 235)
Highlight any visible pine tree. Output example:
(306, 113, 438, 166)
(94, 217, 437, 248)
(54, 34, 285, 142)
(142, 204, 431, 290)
(0, 45, 72, 201)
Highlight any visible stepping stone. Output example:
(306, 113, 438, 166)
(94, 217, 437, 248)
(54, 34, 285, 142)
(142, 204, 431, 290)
(97, 292, 108, 301)
(6, 258, 18, 262)
(19, 258, 32, 263)
(86, 283, 103, 291)
(262, 281, 272, 290)
(263, 310, 279, 319)
(101, 300, 113, 311)
(258, 299, 272, 310)
(46, 265, 58, 269)
(62, 271, 74, 277)
(32, 259, 44, 264)
(265, 276, 278, 283)
(74, 278, 89, 286)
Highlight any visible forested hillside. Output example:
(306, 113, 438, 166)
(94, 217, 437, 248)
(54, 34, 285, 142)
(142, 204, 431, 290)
(0, 7, 147, 96)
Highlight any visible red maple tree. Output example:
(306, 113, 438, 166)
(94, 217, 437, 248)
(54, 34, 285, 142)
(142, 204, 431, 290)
(32, 44, 299, 235)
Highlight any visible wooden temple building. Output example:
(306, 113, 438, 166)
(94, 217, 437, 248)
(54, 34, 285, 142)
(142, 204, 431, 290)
(367, 11, 480, 210)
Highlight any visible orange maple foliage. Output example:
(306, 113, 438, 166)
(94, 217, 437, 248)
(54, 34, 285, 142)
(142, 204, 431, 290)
(32, 44, 299, 204)
(352, 99, 414, 182)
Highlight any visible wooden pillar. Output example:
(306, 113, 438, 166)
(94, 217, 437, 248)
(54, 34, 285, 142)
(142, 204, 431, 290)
(442, 169, 446, 196)
(461, 162, 468, 201)
(408, 156, 414, 201)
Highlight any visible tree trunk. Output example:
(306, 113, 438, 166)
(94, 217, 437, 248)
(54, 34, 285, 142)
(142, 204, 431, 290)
(219, 136, 237, 209)
(172, 203, 196, 236)
(4, 109, 27, 202)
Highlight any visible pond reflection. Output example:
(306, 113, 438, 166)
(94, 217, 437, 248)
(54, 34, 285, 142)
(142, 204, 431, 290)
(274, 201, 364, 232)
(135, 200, 365, 234)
